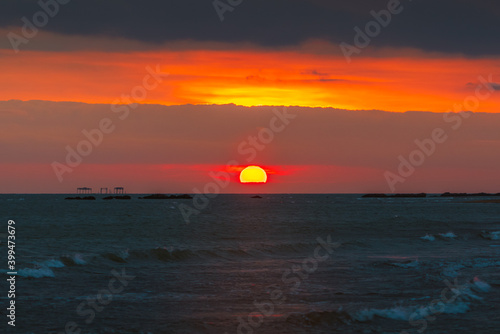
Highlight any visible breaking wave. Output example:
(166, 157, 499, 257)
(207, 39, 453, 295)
(18, 267, 55, 278)
(438, 232, 457, 239)
(354, 277, 491, 322)
(421, 234, 435, 241)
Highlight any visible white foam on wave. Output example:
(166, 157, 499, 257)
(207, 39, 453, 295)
(73, 253, 87, 265)
(355, 300, 471, 322)
(421, 234, 435, 241)
(438, 277, 489, 302)
(18, 267, 55, 278)
(439, 232, 457, 239)
(472, 277, 491, 293)
(119, 249, 130, 260)
(442, 263, 464, 277)
(443, 302, 470, 313)
(471, 258, 500, 268)
(481, 231, 500, 240)
(392, 260, 420, 269)
(355, 277, 491, 322)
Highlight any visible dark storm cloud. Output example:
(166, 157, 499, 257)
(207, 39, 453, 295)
(1, 0, 500, 55)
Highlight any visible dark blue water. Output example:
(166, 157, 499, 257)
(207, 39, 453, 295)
(1, 194, 499, 333)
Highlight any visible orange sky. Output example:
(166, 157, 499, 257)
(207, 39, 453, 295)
(1, 48, 499, 113)
(2, 38, 500, 193)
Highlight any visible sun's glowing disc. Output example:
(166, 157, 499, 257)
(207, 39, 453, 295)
(239, 166, 268, 183)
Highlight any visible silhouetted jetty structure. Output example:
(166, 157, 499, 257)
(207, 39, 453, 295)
(114, 187, 125, 194)
(77, 187, 92, 194)
(100, 187, 108, 194)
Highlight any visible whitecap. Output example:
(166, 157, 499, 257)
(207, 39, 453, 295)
(481, 231, 500, 240)
(41, 259, 65, 268)
(355, 277, 491, 323)
(118, 249, 130, 260)
(421, 234, 435, 241)
(354, 301, 470, 323)
(73, 253, 87, 265)
(472, 277, 491, 293)
(18, 267, 55, 278)
(439, 232, 457, 239)
(392, 260, 420, 269)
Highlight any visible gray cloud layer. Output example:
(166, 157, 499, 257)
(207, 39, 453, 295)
(1, 0, 500, 55)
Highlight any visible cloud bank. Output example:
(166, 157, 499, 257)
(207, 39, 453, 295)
(2, 100, 500, 193)
(1, 0, 500, 55)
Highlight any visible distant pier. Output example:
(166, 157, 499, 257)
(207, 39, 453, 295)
(76, 187, 92, 194)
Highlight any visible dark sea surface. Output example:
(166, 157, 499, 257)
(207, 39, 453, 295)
(1, 194, 500, 334)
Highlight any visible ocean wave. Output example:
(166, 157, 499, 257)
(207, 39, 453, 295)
(102, 252, 128, 263)
(471, 258, 500, 268)
(442, 263, 464, 278)
(96, 247, 216, 264)
(436, 259, 500, 276)
(372, 258, 421, 269)
(151, 247, 200, 261)
(438, 232, 457, 239)
(355, 306, 412, 321)
(471, 277, 491, 292)
(354, 277, 490, 323)
(103, 249, 129, 262)
(338, 240, 365, 248)
(286, 309, 352, 326)
(102, 242, 330, 264)
(255, 242, 318, 254)
(73, 253, 87, 265)
(14, 253, 89, 278)
(354, 301, 471, 322)
(420, 234, 435, 241)
(60, 253, 87, 266)
(480, 231, 500, 240)
(41, 259, 65, 268)
(391, 260, 420, 269)
(18, 267, 55, 278)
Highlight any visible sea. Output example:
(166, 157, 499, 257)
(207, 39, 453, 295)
(1, 194, 499, 334)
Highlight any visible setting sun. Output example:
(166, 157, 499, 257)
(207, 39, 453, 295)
(239, 166, 268, 184)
